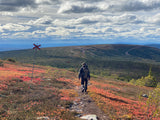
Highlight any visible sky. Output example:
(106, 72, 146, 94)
(0, 0, 160, 51)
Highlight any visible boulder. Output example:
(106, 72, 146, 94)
(80, 114, 98, 120)
(37, 116, 50, 120)
(142, 94, 148, 98)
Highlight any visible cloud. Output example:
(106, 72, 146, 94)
(81, 27, 101, 34)
(105, 0, 160, 12)
(121, 0, 160, 12)
(0, 23, 31, 31)
(0, 0, 38, 12)
(0, 0, 160, 43)
(52, 14, 143, 35)
(111, 13, 144, 25)
(13, 32, 34, 38)
(58, 0, 160, 14)
(103, 27, 118, 33)
(0, 12, 13, 16)
(53, 15, 109, 27)
(58, 1, 101, 13)
(30, 27, 71, 37)
(27, 16, 53, 26)
(0, 27, 3, 32)
(36, 0, 52, 4)
(44, 27, 70, 36)
(76, 15, 109, 24)
(0, 0, 60, 12)
(148, 13, 160, 25)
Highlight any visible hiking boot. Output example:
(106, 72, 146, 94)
(82, 88, 84, 92)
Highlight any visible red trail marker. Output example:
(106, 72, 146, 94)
(31, 43, 41, 81)
(33, 43, 41, 50)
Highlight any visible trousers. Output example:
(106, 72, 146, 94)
(81, 78, 88, 92)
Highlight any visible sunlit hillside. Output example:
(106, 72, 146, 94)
(0, 60, 159, 119)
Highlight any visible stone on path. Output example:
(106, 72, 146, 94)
(80, 114, 98, 120)
(37, 116, 50, 120)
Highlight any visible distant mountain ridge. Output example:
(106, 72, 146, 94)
(1, 44, 160, 65)
(146, 44, 160, 49)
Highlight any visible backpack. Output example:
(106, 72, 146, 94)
(83, 67, 89, 79)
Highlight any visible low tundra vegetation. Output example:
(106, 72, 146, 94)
(0, 60, 159, 119)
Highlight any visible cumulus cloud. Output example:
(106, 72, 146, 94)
(0, 0, 160, 42)
(36, 0, 52, 4)
(53, 15, 110, 27)
(0, 27, 3, 32)
(111, 13, 144, 25)
(58, 0, 160, 14)
(76, 15, 109, 24)
(148, 13, 160, 25)
(53, 19, 73, 27)
(12, 32, 34, 38)
(102, 0, 160, 12)
(27, 16, 53, 26)
(0, 23, 30, 31)
(81, 27, 101, 34)
(29, 26, 71, 38)
(121, 0, 160, 12)
(52, 14, 143, 35)
(45, 27, 56, 32)
(0, 12, 13, 16)
(58, 1, 101, 13)
(45, 27, 70, 36)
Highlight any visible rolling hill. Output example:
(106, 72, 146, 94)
(1, 44, 160, 82)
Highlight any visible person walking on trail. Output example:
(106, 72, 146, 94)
(78, 62, 90, 93)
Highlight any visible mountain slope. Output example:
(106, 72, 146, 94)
(0, 44, 160, 81)
(1, 44, 160, 62)
(0, 60, 159, 119)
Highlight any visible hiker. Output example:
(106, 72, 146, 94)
(78, 62, 90, 92)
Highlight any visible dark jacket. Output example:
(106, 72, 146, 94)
(78, 66, 90, 79)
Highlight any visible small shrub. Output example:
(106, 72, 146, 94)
(7, 58, 16, 63)
(156, 82, 160, 88)
(0, 61, 4, 67)
(129, 78, 136, 84)
(144, 75, 157, 87)
(145, 88, 160, 119)
(134, 75, 158, 87)
(130, 67, 158, 87)
(90, 73, 98, 78)
(68, 68, 76, 72)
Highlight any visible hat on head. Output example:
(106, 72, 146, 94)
(81, 62, 87, 67)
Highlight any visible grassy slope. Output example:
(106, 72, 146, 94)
(0, 60, 159, 119)
(0, 60, 79, 120)
(1, 44, 160, 81)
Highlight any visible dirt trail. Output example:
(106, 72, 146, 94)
(125, 46, 141, 55)
(70, 86, 109, 120)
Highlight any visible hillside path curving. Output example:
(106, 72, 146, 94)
(125, 46, 141, 56)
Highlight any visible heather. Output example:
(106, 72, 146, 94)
(0, 60, 159, 119)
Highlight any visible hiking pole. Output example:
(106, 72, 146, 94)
(31, 43, 41, 81)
